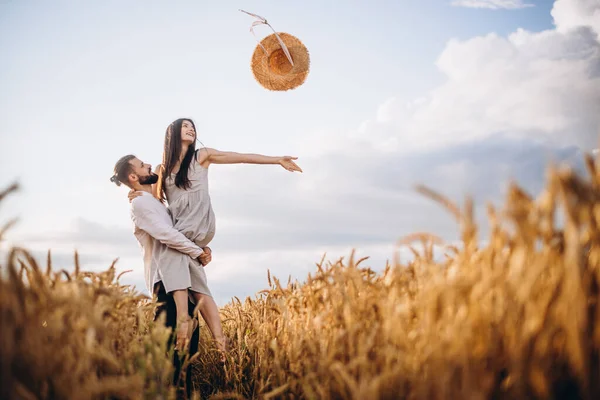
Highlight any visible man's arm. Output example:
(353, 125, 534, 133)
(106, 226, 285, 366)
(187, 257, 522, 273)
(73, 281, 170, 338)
(131, 199, 203, 259)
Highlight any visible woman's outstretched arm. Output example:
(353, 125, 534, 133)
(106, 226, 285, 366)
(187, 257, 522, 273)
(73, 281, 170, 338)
(202, 148, 303, 172)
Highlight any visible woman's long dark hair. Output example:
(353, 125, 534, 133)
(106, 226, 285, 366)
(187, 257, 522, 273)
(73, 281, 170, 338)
(157, 118, 197, 202)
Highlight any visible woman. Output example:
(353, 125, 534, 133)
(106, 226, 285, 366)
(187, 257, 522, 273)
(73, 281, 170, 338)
(135, 117, 302, 358)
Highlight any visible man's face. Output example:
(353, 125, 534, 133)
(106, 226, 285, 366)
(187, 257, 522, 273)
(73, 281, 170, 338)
(129, 158, 158, 186)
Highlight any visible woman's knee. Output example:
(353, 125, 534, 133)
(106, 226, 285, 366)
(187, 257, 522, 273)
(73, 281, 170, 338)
(191, 292, 212, 309)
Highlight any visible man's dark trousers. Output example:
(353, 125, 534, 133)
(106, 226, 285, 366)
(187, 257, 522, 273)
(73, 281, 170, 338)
(153, 282, 200, 398)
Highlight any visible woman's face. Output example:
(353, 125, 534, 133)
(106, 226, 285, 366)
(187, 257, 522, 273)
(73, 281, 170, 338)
(180, 120, 196, 144)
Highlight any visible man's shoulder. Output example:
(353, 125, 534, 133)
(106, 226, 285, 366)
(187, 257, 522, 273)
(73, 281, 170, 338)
(131, 194, 162, 214)
(131, 193, 151, 207)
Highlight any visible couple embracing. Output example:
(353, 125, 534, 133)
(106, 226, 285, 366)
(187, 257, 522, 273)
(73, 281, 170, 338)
(110, 118, 302, 395)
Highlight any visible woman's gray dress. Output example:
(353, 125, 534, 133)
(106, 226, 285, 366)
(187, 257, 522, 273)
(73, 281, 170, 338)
(163, 159, 216, 297)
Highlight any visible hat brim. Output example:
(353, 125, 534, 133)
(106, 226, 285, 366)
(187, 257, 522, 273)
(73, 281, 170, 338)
(251, 32, 310, 91)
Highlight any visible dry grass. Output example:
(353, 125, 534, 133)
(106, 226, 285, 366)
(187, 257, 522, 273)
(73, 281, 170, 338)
(0, 184, 177, 399)
(2, 151, 600, 399)
(191, 153, 600, 400)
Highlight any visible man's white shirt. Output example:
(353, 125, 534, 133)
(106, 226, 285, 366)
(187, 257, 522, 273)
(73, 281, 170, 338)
(129, 191, 203, 293)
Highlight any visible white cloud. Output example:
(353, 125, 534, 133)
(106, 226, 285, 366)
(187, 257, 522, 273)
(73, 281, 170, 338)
(331, 0, 600, 156)
(451, 0, 534, 10)
(552, 0, 600, 37)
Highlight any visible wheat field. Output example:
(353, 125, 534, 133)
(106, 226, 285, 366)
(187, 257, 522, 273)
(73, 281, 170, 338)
(2, 152, 600, 399)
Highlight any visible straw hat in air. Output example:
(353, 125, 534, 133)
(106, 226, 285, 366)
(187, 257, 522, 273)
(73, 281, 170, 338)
(250, 32, 310, 91)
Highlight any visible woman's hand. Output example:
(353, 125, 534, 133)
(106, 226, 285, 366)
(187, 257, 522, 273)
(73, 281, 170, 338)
(127, 189, 143, 203)
(278, 156, 303, 173)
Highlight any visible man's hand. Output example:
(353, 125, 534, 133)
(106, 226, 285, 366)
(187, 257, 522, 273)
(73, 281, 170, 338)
(278, 156, 302, 173)
(128, 189, 143, 203)
(198, 247, 212, 266)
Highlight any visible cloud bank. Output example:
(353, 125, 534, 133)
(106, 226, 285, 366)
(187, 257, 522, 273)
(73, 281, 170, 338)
(6, 0, 599, 306)
(451, 0, 534, 10)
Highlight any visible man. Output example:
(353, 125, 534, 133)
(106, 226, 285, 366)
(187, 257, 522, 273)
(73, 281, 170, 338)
(110, 154, 210, 397)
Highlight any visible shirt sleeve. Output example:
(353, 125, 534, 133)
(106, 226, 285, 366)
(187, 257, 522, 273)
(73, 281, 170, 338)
(131, 199, 203, 259)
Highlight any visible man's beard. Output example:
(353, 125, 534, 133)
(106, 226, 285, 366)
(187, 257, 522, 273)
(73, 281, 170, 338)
(139, 173, 159, 185)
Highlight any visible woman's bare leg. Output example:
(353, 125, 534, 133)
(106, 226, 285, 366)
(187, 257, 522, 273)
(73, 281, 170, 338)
(190, 292, 227, 356)
(171, 289, 194, 351)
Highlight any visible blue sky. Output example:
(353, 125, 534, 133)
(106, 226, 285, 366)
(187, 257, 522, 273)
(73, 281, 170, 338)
(1, 0, 598, 305)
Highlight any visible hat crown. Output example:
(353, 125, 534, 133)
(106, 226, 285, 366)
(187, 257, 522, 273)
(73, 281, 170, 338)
(250, 32, 310, 91)
(268, 48, 294, 75)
